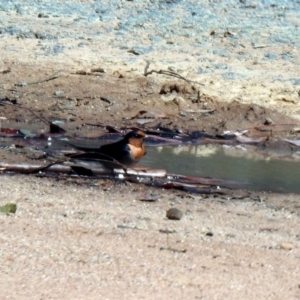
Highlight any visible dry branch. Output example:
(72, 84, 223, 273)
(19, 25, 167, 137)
(15, 69, 64, 86)
(144, 61, 204, 86)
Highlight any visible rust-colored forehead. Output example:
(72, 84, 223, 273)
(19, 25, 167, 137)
(125, 130, 145, 139)
(135, 130, 145, 138)
(127, 131, 145, 148)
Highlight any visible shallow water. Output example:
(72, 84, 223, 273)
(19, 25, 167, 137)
(2, 134, 300, 193)
(142, 144, 300, 194)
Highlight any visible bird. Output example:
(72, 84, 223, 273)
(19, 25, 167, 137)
(67, 130, 147, 168)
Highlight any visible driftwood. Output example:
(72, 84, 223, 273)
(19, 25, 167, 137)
(0, 161, 236, 195)
(0, 162, 167, 178)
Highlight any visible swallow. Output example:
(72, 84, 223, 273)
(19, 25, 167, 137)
(67, 130, 147, 167)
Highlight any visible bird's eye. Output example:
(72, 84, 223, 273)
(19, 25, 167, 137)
(134, 131, 142, 138)
(129, 131, 144, 139)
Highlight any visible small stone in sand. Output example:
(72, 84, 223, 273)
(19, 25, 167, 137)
(280, 243, 293, 251)
(166, 208, 183, 220)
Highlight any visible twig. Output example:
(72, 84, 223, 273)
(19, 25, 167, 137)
(72, 69, 106, 76)
(144, 62, 204, 86)
(100, 96, 114, 107)
(15, 69, 64, 87)
(21, 160, 66, 174)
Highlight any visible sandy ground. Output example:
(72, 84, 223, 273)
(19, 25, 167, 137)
(0, 27, 300, 299)
(0, 174, 300, 300)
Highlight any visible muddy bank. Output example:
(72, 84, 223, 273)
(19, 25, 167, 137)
(0, 0, 300, 118)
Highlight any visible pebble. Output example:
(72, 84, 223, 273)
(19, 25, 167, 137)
(54, 90, 64, 97)
(280, 243, 293, 251)
(166, 207, 183, 220)
(264, 118, 274, 125)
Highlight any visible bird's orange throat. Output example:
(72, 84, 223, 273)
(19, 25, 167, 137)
(127, 142, 146, 160)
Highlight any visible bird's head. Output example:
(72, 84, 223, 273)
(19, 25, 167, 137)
(125, 130, 146, 147)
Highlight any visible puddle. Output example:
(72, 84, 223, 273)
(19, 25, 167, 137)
(2, 134, 300, 194)
(141, 144, 300, 194)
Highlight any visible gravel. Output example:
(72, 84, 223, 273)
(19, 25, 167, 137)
(0, 0, 299, 103)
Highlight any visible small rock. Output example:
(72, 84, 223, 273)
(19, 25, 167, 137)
(280, 243, 293, 251)
(15, 81, 27, 87)
(264, 118, 274, 125)
(291, 127, 300, 134)
(91, 67, 106, 73)
(113, 70, 125, 78)
(264, 52, 277, 60)
(139, 194, 159, 202)
(166, 207, 183, 220)
(54, 90, 64, 97)
(38, 13, 49, 18)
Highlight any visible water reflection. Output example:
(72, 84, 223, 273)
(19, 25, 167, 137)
(142, 144, 300, 194)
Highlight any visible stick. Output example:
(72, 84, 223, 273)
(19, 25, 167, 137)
(15, 69, 64, 86)
(0, 162, 167, 177)
(100, 96, 114, 107)
(144, 62, 204, 86)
